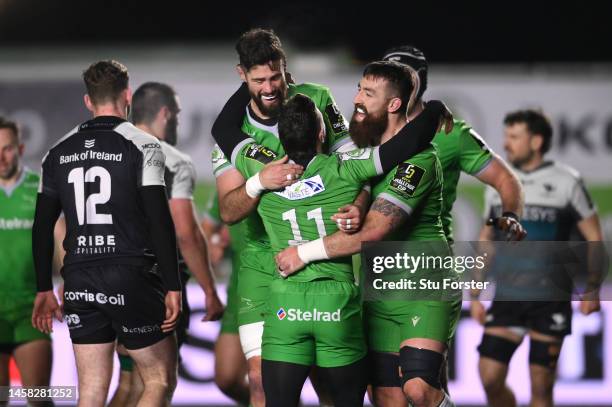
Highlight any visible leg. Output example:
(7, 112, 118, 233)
(239, 321, 265, 407)
(369, 352, 408, 407)
(261, 359, 310, 407)
(13, 339, 53, 407)
(125, 363, 145, 407)
(477, 327, 523, 407)
(73, 342, 116, 407)
(318, 357, 368, 407)
(108, 342, 135, 407)
(214, 333, 249, 404)
(528, 331, 563, 407)
(400, 338, 447, 407)
(309, 366, 334, 407)
(126, 334, 178, 407)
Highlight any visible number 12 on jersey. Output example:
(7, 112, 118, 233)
(67, 166, 113, 225)
(282, 207, 327, 246)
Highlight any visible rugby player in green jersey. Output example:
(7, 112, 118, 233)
(0, 117, 55, 406)
(202, 192, 250, 405)
(211, 28, 367, 407)
(214, 61, 451, 406)
(276, 65, 456, 407)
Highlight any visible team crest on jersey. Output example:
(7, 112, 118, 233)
(245, 144, 277, 164)
(389, 162, 425, 198)
(339, 148, 371, 161)
(274, 174, 326, 200)
(325, 103, 348, 132)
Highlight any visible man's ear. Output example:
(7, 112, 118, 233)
(236, 65, 247, 82)
(530, 134, 544, 152)
(125, 87, 133, 105)
(387, 97, 403, 114)
(84, 94, 95, 112)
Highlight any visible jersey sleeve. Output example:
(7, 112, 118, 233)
(211, 143, 235, 178)
(336, 147, 382, 183)
(377, 154, 438, 216)
(168, 158, 196, 200)
(569, 177, 597, 220)
(233, 143, 279, 179)
(319, 88, 351, 153)
(38, 151, 59, 197)
(458, 123, 494, 175)
(137, 139, 166, 187)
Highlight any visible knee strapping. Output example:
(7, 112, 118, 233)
(478, 334, 520, 365)
(529, 339, 561, 370)
(399, 346, 444, 390)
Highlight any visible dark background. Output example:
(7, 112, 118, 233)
(1, 1, 610, 63)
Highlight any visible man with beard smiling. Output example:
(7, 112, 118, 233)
(210, 28, 365, 407)
(276, 61, 458, 407)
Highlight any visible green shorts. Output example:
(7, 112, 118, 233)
(262, 278, 366, 368)
(0, 293, 50, 346)
(220, 260, 240, 334)
(365, 300, 461, 353)
(236, 247, 275, 327)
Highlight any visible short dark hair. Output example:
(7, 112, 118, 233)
(278, 94, 320, 162)
(82, 60, 129, 105)
(131, 82, 177, 125)
(0, 116, 19, 143)
(362, 61, 415, 114)
(504, 109, 553, 154)
(236, 28, 286, 72)
(382, 45, 428, 100)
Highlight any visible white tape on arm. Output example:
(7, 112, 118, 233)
(245, 173, 265, 198)
(297, 238, 329, 264)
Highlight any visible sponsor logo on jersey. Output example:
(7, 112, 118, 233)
(411, 316, 421, 326)
(142, 143, 161, 149)
(550, 313, 567, 331)
(121, 324, 161, 334)
(277, 307, 341, 322)
(339, 148, 371, 161)
(325, 103, 348, 132)
(274, 174, 326, 200)
(65, 314, 81, 326)
(84, 139, 95, 149)
(0, 217, 34, 230)
(390, 162, 425, 198)
(245, 144, 277, 164)
(59, 150, 123, 164)
(64, 290, 125, 306)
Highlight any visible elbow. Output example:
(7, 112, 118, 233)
(219, 208, 239, 225)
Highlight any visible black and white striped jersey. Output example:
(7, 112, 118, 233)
(39, 116, 166, 268)
(485, 161, 596, 241)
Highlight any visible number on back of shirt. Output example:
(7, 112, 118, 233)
(67, 166, 113, 225)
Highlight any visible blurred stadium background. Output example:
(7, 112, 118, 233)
(1, 2, 611, 405)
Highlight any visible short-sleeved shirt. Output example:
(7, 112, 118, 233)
(233, 142, 384, 283)
(484, 161, 596, 241)
(211, 82, 354, 250)
(39, 116, 166, 269)
(432, 120, 493, 242)
(371, 146, 447, 241)
(0, 168, 40, 296)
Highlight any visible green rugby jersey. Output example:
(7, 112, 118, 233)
(372, 147, 446, 241)
(0, 169, 39, 295)
(203, 190, 246, 254)
(234, 144, 385, 283)
(431, 119, 492, 242)
(212, 82, 352, 250)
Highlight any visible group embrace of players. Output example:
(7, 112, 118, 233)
(0, 26, 603, 407)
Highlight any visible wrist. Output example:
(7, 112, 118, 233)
(245, 173, 265, 198)
(502, 211, 520, 221)
(297, 238, 329, 264)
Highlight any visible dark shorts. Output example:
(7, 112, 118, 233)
(63, 263, 171, 350)
(485, 301, 572, 338)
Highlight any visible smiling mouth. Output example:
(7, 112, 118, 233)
(261, 94, 278, 102)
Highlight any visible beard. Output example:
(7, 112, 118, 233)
(250, 86, 287, 118)
(0, 161, 19, 181)
(349, 106, 388, 148)
(507, 149, 535, 168)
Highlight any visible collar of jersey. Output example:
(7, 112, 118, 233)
(516, 160, 555, 175)
(246, 105, 278, 136)
(80, 115, 126, 131)
(0, 166, 27, 197)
